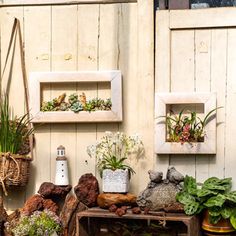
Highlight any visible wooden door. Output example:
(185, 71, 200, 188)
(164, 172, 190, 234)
(155, 8, 236, 184)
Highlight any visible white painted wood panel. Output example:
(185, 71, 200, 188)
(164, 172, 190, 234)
(156, 9, 236, 186)
(170, 30, 196, 177)
(209, 29, 227, 179)
(24, 6, 52, 200)
(0, 0, 150, 211)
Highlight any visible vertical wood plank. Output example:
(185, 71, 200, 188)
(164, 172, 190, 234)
(97, 3, 120, 186)
(76, 4, 99, 181)
(0, 6, 25, 210)
(170, 30, 196, 177)
(24, 6, 51, 197)
(195, 29, 211, 183)
(155, 11, 171, 177)
(118, 3, 140, 192)
(224, 29, 236, 188)
(51, 5, 77, 186)
(210, 29, 227, 179)
(136, 0, 154, 191)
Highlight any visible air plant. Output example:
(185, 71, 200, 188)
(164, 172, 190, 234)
(164, 107, 222, 143)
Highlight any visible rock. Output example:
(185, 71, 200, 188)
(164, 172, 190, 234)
(0, 197, 7, 236)
(132, 207, 141, 214)
(43, 199, 58, 214)
(115, 207, 127, 217)
(4, 209, 21, 236)
(21, 194, 59, 216)
(137, 182, 180, 211)
(60, 194, 79, 228)
(166, 166, 184, 184)
(109, 204, 118, 212)
(97, 193, 137, 208)
(38, 182, 72, 199)
(21, 194, 44, 215)
(74, 173, 99, 207)
(68, 202, 88, 236)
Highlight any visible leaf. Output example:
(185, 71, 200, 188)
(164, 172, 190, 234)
(184, 175, 197, 195)
(221, 207, 233, 219)
(230, 214, 236, 230)
(203, 177, 232, 192)
(204, 194, 226, 208)
(184, 201, 200, 215)
(197, 188, 218, 198)
(225, 191, 236, 204)
(209, 209, 221, 217)
(176, 192, 195, 205)
(209, 215, 222, 225)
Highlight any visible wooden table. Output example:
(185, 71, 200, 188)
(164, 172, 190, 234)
(76, 207, 201, 236)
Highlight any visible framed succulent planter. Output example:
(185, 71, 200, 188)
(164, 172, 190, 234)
(155, 92, 217, 154)
(29, 71, 122, 123)
(102, 169, 129, 193)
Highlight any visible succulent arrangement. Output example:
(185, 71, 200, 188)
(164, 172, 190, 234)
(163, 107, 221, 143)
(87, 131, 144, 177)
(176, 176, 236, 228)
(5, 209, 62, 236)
(41, 92, 112, 113)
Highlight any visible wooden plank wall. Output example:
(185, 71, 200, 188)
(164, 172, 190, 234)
(0, 1, 154, 210)
(155, 10, 236, 188)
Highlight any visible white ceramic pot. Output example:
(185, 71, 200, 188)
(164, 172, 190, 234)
(102, 169, 129, 193)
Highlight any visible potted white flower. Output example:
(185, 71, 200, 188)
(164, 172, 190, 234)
(87, 131, 144, 193)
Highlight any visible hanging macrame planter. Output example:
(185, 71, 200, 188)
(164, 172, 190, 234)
(0, 18, 34, 196)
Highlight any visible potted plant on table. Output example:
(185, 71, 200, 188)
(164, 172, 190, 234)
(87, 131, 144, 193)
(0, 95, 34, 195)
(176, 176, 236, 234)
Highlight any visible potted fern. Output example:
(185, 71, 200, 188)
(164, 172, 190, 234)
(87, 131, 144, 193)
(0, 95, 34, 195)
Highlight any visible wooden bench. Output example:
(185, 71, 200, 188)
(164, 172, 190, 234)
(76, 207, 201, 236)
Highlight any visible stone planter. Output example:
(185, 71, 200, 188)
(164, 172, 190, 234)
(102, 169, 129, 193)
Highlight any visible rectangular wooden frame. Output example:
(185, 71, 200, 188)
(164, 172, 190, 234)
(29, 71, 122, 123)
(155, 92, 216, 154)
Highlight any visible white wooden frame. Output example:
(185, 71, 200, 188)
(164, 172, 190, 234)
(29, 71, 122, 123)
(155, 92, 217, 154)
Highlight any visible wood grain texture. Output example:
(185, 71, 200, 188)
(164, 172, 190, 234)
(24, 6, 52, 199)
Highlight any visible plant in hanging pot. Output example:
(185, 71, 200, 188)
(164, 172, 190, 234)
(87, 131, 144, 193)
(176, 176, 236, 234)
(0, 95, 34, 195)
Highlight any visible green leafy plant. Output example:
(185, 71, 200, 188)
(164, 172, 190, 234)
(6, 209, 62, 236)
(176, 176, 236, 228)
(164, 107, 222, 143)
(87, 131, 144, 177)
(0, 95, 34, 155)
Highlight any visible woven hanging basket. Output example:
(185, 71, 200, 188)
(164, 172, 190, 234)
(0, 152, 32, 191)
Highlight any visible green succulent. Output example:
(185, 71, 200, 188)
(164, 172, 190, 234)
(70, 101, 83, 113)
(68, 93, 78, 105)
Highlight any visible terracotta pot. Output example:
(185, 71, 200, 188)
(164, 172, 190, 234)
(202, 210, 235, 234)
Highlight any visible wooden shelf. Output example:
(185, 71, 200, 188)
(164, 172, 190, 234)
(76, 207, 201, 236)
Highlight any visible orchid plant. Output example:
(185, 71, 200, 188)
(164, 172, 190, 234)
(165, 107, 221, 143)
(87, 131, 144, 177)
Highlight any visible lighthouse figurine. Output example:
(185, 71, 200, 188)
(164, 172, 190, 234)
(55, 145, 69, 186)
